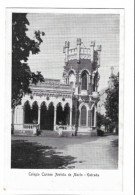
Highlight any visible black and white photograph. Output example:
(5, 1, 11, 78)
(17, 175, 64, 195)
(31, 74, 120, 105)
(11, 11, 120, 170)
(0, 1, 134, 193)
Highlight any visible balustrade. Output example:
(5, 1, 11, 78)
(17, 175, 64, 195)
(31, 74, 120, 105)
(80, 48, 91, 54)
(13, 123, 39, 130)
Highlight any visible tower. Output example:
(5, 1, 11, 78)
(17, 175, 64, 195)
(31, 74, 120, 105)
(108, 66, 116, 89)
(63, 38, 102, 134)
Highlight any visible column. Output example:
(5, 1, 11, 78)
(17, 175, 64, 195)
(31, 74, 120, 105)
(92, 73, 95, 85)
(12, 108, 14, 125)
(22, 106, 24, 124)
(94, 106, 97, 127)
(70, 108, 72, 128)
(86, 108, 88, 127)
(90, 109, 92, 128)
(54, 107, 57, 131)
(11, 108, 15, 134)
(38, 106, 41, 129)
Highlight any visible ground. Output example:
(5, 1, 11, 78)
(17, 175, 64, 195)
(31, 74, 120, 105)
(11, 134, 118, 169)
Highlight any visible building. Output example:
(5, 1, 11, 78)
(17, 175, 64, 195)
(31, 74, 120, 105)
(97, 66, 116, 116)
(97, 88, 108, 116)
(12, 38, 102, 136)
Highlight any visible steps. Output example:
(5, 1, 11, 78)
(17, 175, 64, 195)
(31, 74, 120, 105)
(77, 130, 97, 136)
(39, 130, 59, 137)
(39, 130, 97, 137)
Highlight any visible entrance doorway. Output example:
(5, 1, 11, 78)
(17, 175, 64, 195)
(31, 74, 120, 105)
(40, 102, 54, 130)
(24, 101, 38, 124)
(56, 103, 70, 125)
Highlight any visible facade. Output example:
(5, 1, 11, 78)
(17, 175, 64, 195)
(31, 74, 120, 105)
(12, 38, 102, 136)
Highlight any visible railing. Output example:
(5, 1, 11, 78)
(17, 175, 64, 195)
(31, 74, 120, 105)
(56, 125, 69, 131)
(68, 48, 77, 54)
(12, 124, 39, 130)
(80, 48, 91, 54)
(23, 124, 34, 129)
(56, 125, 75, 136)
(13, 124, 23, 130)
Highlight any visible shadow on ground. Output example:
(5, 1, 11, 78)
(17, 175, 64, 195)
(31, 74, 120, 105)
(11, 140, 77, 169)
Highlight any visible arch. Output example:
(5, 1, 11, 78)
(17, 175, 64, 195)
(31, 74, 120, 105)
(31, 101, 38, 124)
(80, 105, 87, 126)
(90, 103, 97, 127)
(40, 102, 47, 130)
(56, 103, 64, 125)
(46, 102, 54, 130)
(24, 101, 32, 124)
(56, 102, 64, 110)
(90, 103, 96, 111)
(81, 71, 88, 90)
(72, 105, 76, 126)
(48, 101, 54, 108)
(91, 106, 95, 127)
(79, 103, 89, 127)
(68, 69, 76, 76)
(79, 102, 89, 111)
(68, 71, 76, 88)
(63, 103, 70, 125)
(32, 101, 38, 108)
(79, 68, 91, 76)
(24, 100, 30, 107)
(40, 101, 47, 108)
(64, 102, 70, 109)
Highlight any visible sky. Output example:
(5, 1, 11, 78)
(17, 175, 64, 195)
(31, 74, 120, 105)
(27, 13, 119, 91)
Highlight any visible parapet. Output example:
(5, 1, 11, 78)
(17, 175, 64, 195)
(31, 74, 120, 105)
(63, 38, 102, 66)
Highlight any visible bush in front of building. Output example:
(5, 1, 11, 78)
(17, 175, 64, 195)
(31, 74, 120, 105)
(97, 128, 104, 136)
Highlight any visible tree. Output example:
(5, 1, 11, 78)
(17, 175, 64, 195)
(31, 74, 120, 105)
(12, 13, 45, 108)
(105, 73, 119, 133)
(97, 112, 105, 128)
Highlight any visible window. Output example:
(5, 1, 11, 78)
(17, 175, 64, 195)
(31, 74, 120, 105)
(81, 72, 87, 90)
(81, 105, 87, 126)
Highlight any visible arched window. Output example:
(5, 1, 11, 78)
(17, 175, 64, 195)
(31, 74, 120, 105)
(24, 101, 32, 124)
(69, 71, 76, 88)
(92, 107, 94, 127)
(81, 105, 87, 126)
(81, 72, 87, 90)
(31, 101, 38, 124)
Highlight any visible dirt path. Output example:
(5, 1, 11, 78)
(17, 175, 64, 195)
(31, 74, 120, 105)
(12, 135, 118, 169)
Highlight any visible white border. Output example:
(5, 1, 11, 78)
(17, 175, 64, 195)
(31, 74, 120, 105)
(0, 1, 134, 195)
